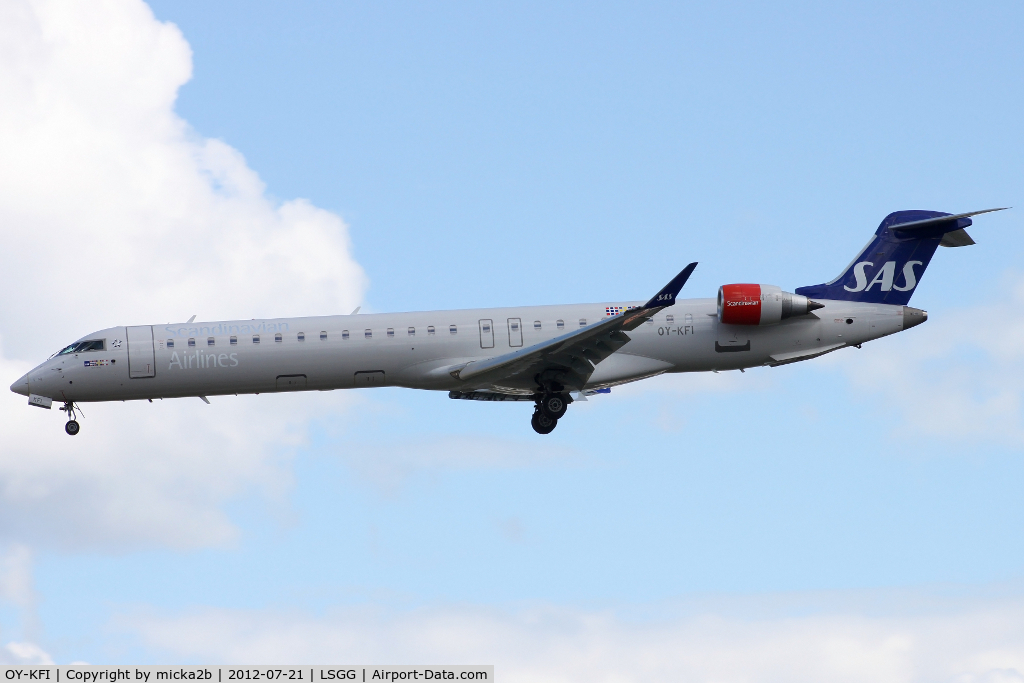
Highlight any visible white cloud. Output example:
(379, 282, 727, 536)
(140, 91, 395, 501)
(0, 545, 34, 611)
(823, 273, 1024, 445)
(0, 544, 48, 664)
(0, 641, 53, 666)
(0, 348, 365, 550)
(0, 0, 365, 550)
(0, 0, 366, 360)
(119, 591, 1024, 682)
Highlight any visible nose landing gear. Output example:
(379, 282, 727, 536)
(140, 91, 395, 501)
(59, 401, 82, 436)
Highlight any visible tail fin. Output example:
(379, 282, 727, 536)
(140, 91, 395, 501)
(795, 208, 1006, 305)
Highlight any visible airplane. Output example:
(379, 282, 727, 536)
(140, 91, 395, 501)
(10, 208, 1006, 436)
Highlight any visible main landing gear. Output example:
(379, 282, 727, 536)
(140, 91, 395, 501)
(531, 393, 571, 435)
(531, 409, 557, 434)
(59, 401, 81, 436)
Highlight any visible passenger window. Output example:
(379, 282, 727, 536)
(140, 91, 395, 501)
(450, 325, 457, 335)
(685, 313, 693, 324)
(320, 331, 328, 341)
(275, 333, 282, 342)
(511, 321, 519, 331)
(208, 337, 215, 346)
(534, 321, 541, 330)
(253, 335, 260, 344)
(365, 329, 372, 339)
(427, 326, 435, 335)
(297, 332, 305, 342)
(666, 314, 674, 324)
(408, 327, 415, 336)
(230, 336, 237, 345)
(342, 330, 349, 340)
(387, 328, 394, 338)
(579, 318, 587, 327)
(167, 339, 174, 349)
(188, 338, 196, 347)
(556, 320, 564, 330)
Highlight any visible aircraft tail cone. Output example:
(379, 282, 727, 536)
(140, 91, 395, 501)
(902, 306, 928, 330)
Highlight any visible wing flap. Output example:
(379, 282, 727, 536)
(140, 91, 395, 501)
(448, 390, 536, 401)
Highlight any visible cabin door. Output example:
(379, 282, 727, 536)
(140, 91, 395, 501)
(126, 325, 156, 378)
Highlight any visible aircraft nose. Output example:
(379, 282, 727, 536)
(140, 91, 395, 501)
(10, 373, 29, 396)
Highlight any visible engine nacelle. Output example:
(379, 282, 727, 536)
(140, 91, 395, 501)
(717, 284, 823, 325)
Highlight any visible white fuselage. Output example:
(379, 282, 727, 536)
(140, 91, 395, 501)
(13, 297, 910, 404)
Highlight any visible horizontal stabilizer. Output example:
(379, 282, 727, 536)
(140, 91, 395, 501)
(939, 228, 976, 247)
(891, 207, 1007, 232)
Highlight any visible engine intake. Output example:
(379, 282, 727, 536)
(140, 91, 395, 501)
(717, 284, 824, 326)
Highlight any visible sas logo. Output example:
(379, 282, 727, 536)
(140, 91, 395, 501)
(845, 260, 923, 293)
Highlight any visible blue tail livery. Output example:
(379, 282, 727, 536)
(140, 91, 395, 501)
(796, 208, 1007, 305)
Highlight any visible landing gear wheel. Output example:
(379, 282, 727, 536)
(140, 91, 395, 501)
(531, 410, 557, 435)
(60, 401, 82, 435)
(540, 393, 569, 419)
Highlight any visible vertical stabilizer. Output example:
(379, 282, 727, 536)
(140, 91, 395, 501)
(795, 209, 1002, 305)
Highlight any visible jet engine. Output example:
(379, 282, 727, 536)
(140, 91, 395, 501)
(717, 284, 824, 325)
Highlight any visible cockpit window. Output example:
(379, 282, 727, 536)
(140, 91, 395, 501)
(56, 339, 105, 355)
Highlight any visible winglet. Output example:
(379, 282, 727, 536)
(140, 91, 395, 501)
(642, 262, 698, 309)
(619, 262, 698, 331)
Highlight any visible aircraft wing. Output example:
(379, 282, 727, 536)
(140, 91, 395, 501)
(450, 263, 698, 392)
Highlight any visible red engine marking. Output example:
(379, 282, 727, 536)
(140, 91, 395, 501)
(720, 283, 762, 325)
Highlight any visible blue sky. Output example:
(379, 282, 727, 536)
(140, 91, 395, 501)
(1, 0, 1023, 678)
(152, 0, 1024, 310)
